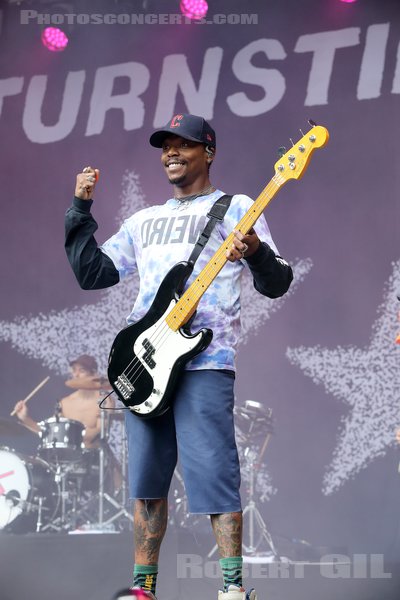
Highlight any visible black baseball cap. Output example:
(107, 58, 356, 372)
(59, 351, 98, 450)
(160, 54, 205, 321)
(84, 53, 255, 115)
(149, 113, 216, 148)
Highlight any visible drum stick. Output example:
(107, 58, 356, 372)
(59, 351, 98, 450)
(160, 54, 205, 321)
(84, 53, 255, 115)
(10, 376, 50, 416)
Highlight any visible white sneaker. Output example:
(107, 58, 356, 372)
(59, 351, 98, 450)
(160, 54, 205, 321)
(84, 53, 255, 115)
(218, 584, 257, 600)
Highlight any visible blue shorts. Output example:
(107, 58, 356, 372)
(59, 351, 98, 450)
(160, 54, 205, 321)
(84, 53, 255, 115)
(124, 370, 241, 514)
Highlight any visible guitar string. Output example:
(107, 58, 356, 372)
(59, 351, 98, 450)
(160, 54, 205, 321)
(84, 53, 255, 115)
(118, 175, 285, 395)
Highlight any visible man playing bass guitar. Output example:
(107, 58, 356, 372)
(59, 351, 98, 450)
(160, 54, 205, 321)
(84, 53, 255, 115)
(65, 114, 293, 600)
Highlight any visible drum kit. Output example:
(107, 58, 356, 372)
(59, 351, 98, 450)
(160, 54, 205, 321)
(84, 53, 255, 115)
(1, 373, 279, 552)
(0, 377, 133, 535)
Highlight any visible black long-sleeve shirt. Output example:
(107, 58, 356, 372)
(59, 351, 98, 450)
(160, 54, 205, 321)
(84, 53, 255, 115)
(65, 196, 293, 298)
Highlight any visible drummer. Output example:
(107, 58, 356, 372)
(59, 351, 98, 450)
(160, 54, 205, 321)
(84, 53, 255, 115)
(12, 355, 112, 449)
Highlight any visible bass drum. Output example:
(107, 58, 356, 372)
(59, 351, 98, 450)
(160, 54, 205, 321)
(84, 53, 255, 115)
(0, 447, 59, 533)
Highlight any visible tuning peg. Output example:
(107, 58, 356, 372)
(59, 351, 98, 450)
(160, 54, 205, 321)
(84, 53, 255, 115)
(277, 146, 286, 158)
(308, 118, 317, 127)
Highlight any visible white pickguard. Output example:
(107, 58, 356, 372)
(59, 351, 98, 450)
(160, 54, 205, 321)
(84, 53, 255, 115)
(131, 299, 203, 415)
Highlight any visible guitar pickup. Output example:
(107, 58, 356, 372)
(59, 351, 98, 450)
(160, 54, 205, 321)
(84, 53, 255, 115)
(115, 374, 135, 400)
(142, 338, 156, 369)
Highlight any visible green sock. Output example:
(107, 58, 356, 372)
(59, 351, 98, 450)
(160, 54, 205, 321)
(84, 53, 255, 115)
(219, 556, 243, 591)
(133, 564, 158, 595)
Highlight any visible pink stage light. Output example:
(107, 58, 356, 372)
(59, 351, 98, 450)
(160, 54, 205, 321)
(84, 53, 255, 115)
(41, 27, 69, 52)
(339, 0, 357, 3)
(180, 0, 208, 20)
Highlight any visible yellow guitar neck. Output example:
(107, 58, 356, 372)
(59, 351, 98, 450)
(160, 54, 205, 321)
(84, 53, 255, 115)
(165, 174, 285, 331)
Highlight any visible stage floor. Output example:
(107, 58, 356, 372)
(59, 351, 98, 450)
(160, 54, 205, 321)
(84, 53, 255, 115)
(1, 530, 400, 600)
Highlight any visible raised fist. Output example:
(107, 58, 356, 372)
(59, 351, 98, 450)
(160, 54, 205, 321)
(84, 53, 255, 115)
(75, 165, 100, 200)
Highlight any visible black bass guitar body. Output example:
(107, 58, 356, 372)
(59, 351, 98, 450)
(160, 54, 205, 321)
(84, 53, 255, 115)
(108, 261, 213, 418)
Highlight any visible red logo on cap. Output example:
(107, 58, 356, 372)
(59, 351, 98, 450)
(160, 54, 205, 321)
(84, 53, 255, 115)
(170, 114, 183, 128)
(206, 133, 213, 141)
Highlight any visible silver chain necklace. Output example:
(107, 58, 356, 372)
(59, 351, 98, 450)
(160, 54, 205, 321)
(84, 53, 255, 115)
(174, 184, 215, 210)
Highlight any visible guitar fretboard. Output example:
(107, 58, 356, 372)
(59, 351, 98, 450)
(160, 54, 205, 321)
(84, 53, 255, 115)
(165, 173, 286, 331)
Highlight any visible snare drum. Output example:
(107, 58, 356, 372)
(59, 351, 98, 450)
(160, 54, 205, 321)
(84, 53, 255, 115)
(0, 447, 59, 532)
(38, 417, 85, 464)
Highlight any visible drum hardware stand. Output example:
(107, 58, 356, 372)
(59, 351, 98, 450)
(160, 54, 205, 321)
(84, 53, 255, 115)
(98, 420, 134, 529)
(97, 409, 133, 529)
(241, 445, 280, 559)
(35, 496, 44, 532)
(119, 426, 128, 506)
(57, 465, 68, 527)
(42, 463, 74, 532)
(78, 405, 133, 531)
(98, 418, 106, 525)
(170, 468, 189, 527)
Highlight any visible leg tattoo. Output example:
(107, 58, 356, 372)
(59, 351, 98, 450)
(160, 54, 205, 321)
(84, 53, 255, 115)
(134, 498, 168, 564)
(211, 512, 243, 558)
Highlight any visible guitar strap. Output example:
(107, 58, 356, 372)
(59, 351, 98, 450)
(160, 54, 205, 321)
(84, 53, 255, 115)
(188, 194, 233, 267)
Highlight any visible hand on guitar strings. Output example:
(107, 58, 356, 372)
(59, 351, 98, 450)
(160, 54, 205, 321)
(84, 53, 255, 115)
(226, 228, 260, 262)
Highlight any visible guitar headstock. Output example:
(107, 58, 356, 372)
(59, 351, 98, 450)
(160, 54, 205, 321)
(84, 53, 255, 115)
(274, 125, 329, 181)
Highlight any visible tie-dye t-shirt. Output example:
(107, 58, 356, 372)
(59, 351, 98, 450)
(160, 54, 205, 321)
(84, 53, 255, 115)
(100, 189, 279, 371)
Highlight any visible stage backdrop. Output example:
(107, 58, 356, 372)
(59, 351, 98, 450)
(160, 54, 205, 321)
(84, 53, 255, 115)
(0, 0, 399, 558)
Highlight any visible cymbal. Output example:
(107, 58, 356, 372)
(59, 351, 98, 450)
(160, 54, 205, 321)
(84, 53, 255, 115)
(64, 376, 112, 391)
(235, 401, 272, 419)
(234, 401, 274, 434)
(0, 418, 35, 437)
